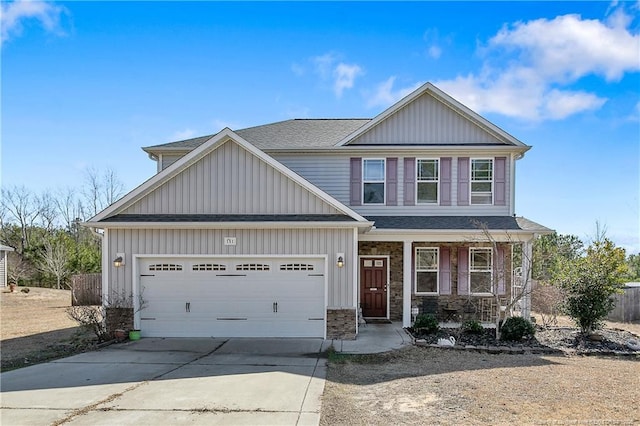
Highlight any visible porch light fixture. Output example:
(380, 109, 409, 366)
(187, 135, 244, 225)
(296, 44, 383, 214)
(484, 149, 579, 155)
(113, 253, 125, 268)
(336, 253, 345, 268)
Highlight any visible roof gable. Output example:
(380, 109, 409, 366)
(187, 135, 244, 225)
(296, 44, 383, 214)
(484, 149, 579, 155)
(338, 83, 528, 147)
(89, 129, 368, 224)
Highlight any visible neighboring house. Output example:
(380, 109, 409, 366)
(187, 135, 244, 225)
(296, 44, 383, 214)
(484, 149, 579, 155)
(86, 83, 552, 339)
(0, 245, 15, 287)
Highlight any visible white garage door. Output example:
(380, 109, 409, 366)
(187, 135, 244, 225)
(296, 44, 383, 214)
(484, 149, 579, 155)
(136, 256, 326, 338)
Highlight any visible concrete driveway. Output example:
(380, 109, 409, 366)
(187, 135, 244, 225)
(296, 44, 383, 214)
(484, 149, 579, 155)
(0, 338, 326, 425)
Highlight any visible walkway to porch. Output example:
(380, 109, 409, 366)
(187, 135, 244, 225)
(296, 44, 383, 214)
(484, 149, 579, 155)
(323, 322, 409, 354)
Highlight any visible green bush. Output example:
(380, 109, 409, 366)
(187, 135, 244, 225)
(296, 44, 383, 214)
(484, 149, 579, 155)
(462, 319, 484, 334)
(413, 313, 439, 334)
(500, 317, 535, 341)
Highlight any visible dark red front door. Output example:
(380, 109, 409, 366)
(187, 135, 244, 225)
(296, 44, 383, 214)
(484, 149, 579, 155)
(360, 257, 387, 318)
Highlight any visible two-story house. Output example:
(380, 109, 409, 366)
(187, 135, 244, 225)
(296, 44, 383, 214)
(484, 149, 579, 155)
(86, 83, 551, 339)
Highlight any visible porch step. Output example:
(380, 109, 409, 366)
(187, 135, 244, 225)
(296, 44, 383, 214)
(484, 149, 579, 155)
(364, 318, 393, 324)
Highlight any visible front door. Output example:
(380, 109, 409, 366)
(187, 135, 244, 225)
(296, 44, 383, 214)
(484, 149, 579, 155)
(360, 257, 387, 318)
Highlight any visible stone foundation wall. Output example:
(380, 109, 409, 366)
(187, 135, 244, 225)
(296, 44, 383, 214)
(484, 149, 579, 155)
(326, 308, 357, 340)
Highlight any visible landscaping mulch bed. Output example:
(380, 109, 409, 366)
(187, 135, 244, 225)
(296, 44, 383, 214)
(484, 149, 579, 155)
(408, 326, 640, 356)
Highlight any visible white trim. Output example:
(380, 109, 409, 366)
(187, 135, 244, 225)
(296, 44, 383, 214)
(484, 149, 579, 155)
(362, 158, 386, 205)
(336, 82, 529, 148)
(101, 229, 109, 310)
(415, 158, 439, 205)
(133, 253, 328, 339)
(358, 255, 391, 319)
(86, 221, 374, 230)
(88, 128, 369, 224)
(402, 241, 412, 327)
(414, 247, 439, 295)
(470, 158, 494, 206)
(353, 227, 359, 334)
(509, 153, 516, 216)
(469, 247, 493, 295)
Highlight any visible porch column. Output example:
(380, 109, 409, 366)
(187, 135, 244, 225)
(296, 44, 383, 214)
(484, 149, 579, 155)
(521, 238, 533, 319)
(403, 240, 412, 327)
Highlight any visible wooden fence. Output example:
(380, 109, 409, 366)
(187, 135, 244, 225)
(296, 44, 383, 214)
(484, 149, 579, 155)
(71, 273, 102, 306)
(607, 285, 640, 323)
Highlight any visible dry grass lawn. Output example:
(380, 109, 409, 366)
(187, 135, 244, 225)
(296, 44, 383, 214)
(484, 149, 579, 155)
(322, 316, 640, 425)
(0, 287, 92, 371)
(321, 347, 639, 425)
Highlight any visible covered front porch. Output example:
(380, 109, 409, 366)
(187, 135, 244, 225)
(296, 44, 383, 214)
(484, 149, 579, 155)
(357, 216, 550, 329)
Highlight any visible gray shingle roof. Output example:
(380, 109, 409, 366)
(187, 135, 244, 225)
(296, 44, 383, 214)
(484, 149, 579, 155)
(143, 119, 370, 152)
(100, 214, 357, 223)
(366, 216, 553, 233)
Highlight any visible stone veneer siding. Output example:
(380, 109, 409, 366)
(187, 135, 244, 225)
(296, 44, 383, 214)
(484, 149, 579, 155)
(326, 308, 357, 340)
(358, 242, 404, 321)
(358, 241, 514, 323)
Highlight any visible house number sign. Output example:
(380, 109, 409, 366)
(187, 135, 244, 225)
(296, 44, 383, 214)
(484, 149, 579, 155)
(224, 237, 237, 246)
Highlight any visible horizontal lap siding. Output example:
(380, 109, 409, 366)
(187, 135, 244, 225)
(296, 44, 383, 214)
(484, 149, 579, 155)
(108, 228, 354, 308)
(275, 153, 510, 216)
(125, 141, 340, 215)
(273, 154, 350, 203)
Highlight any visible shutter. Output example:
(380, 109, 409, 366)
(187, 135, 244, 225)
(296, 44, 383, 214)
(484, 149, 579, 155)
(439, 247, 451, 295)
(403, 157, 415, 205)
(497, 246, 506, 295)
(457, 247, 469, 295)
(440, 157, 452, 206)
(386, 157, 398, 206)
(457, 157, 469, 206)
(494, 157, 506, 206)
(350, 158, 362, 206)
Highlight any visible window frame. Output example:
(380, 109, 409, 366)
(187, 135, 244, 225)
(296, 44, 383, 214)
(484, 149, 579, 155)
(414, 247, 439, 295)
(362, 158, 386, 205)
(415, 158, 439, 204)
(469, 247, 493, 295)
(470, 158, 494, 205)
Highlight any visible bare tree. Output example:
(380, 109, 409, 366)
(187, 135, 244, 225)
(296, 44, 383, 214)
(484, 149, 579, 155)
(471, 220, 537, 339)
(0, 186, 40, 253)
(83, 167, 124, 217)
(7, 256, 31, 286)
(55, 187, 86, 235)
(36, 191, 58, 231)
(38, 235, 71, 289)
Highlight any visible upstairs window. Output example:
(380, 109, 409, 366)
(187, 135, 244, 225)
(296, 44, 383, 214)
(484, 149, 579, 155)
(471, 159, 493, 205)
(416, 159, 439, 204)
(362, 159, 385, 204)
(415, 247, 439, 294)
(469, 248, 492, 294)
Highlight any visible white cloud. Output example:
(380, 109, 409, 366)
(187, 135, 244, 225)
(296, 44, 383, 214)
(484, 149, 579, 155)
(366, 77, 424, 108)
(1, 0, 67, 45)
(290, 62, 305, 77)
(333, 63, 363, 97)
(171, 129, 197, 141)
(312, 53, 338, 79)
(427, 45, 442, 59)
(310, 53, 363, 98)
(488, 13, 640, 82)
(431, 6, 637, 121)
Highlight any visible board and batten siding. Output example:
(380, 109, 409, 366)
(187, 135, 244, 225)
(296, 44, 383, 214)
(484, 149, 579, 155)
(350, 92, 506, 145)
(108, 228, 355, 308)
(125, 140, 341, 216)
(273, 153, 511, 216)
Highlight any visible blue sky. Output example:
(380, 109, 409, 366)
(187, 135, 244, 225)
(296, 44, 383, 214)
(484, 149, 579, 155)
(1, 1, 639, 253)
